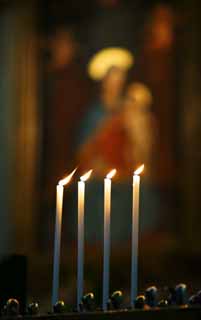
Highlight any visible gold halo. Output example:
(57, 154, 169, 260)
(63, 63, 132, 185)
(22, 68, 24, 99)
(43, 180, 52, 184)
(87, 47, 134, 80)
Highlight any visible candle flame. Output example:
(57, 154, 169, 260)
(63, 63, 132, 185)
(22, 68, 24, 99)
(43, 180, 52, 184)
(106, 169, 117, 179)
(80, 169, 93, 182)
(134, 164, 144, 175)
(58, 168, 77, 186)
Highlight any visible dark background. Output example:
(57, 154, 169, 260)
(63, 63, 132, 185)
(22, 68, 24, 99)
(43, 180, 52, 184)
(0, 0, 201, 311)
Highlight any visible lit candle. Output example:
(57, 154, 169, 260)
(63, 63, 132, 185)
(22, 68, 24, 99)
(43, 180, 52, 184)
(52, 169, 76, 307)
(131, 164, 144, 307)
(77, 169, 93, 310)
(103, 169, 116, 311)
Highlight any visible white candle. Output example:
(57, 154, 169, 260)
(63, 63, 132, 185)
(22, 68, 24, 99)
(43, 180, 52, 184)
(77, 169, 92, 310)
(52, 169, 76, 307)
(103, 169, 116, 311)
(131, 164, 144, 307)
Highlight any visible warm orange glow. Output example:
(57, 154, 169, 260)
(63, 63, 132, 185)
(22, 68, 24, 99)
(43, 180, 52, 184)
(106, 169, 117, 179)
(80, 169, 93, 182)
(134, 164, 144, 176)
(58, 168, 77, 186)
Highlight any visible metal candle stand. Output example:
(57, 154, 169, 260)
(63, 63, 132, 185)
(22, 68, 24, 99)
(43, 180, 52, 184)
(2, 284, 201, 319)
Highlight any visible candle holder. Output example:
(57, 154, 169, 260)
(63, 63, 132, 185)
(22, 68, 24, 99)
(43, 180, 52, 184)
(158, 299, 169, 308)
(5, 298, 20, 316)
(175, 283, 188, 305)
(169, 284, 188, 306)
(81, 292, 96, 311)
(110, 290, 123, 310)
(1, 305, 7, 316)
(27, 302, 39, 315)
(2, 287, 201, 320)
(195, 290, 201, 304)
(145, 286, 158, 307)
(53, 300, 66, 313)
(134, 295, 146, 309)
(188, 295, 199, 306)
(189, 291, 201, 306)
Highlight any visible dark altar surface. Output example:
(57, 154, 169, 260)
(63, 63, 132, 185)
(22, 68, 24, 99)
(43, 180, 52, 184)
(6, 307, 201, 320)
